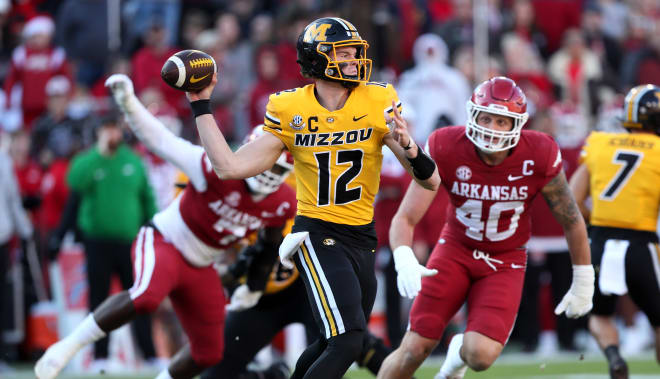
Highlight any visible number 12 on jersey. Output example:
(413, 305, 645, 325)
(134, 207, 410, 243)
(314, 149, 363, 206)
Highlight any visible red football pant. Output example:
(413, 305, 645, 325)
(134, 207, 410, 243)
(409, 239, 526, 344)
(129, 226, 225, 367)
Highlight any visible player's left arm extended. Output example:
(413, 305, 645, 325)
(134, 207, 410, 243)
(542, 171, 595, 318)
(105, 74, 209, 191)
(388, 180, 439, 298)
(383, 101, 440, 191)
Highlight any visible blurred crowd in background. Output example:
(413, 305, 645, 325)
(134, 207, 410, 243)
(0, 0, 658, 371)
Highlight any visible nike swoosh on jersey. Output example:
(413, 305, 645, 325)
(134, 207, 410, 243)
(353, 114, 368, 121)
(508, 174, 523, 181)
(511, 263, 525, 269)
(190, 73, 211, 83)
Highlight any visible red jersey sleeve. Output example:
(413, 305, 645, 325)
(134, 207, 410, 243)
(539, 133, 563, 187)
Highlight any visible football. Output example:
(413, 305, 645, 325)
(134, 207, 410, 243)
(161, 49, 217, 92)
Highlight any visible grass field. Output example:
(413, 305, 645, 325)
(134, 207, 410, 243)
(10, 353, 658, 379)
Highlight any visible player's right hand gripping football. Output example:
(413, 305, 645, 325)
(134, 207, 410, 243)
(186, 72, 218, 102)
(554, 265, 595, 318)
(393, 245, 438, 298)
(104, 74, 134, 111)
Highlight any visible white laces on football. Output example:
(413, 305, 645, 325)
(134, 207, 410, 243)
(472, 250, 503, 271)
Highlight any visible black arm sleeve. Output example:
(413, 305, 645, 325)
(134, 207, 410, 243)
(407, 145, 436, 180)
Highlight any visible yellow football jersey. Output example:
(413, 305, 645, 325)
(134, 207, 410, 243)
(263, 82, 401, 225)
(580, 131, 660, 231)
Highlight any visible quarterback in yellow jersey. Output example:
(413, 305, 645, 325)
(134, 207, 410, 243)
(263, 82, 400, 225)
(188, 17, 440, 379)
(570, 84, 660, 378)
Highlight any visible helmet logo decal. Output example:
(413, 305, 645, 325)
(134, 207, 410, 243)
(303, 23, 331, 43)
(290, 115, 305, 130)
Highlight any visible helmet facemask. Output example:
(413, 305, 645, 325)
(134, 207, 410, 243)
(317, 40, 372, 86)
(465, 102, 529, 153)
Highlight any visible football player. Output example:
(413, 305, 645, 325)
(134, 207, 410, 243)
(570, 84, 660, 379)
(377, 76, 594, 379)
(188, 17, 440, 378)
(201, 241, 392, 379)
(34, 74, 296, 379)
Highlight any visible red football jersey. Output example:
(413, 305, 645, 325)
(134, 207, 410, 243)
(427, 126, 562, 254)
(180, 153, 295, 248)
(154, 152, 296, 267)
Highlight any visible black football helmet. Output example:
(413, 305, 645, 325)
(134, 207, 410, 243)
(622, 84, 660, 135)
(296, 17, 372, 88)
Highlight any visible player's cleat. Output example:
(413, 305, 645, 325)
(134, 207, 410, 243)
(34, 340, 79, 379)
(608, 356, 629, 379)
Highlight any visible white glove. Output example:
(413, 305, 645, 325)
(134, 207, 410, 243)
(104, 74, 134, 111)
(278, 231, 309, 269)
(393, 245, 438, 299)
(226, 284, 263, 312)
(554, 265, 595, 318)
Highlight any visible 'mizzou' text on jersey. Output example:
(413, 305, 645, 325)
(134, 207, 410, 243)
(294, 128, 373, 147)
(451, 181, 529, 201)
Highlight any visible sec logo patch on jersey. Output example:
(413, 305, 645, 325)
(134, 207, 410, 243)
(456, 165, 472, 181)
(290, 115, 305, 130)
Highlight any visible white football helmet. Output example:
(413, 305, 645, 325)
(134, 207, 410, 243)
(244, 125, 294, 195)
(465, 76, 529, 153)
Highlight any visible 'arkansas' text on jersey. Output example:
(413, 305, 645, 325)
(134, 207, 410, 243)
(450, 182, 529, 201)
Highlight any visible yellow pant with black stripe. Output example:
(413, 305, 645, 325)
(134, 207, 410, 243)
(292, 215, 378, 339)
